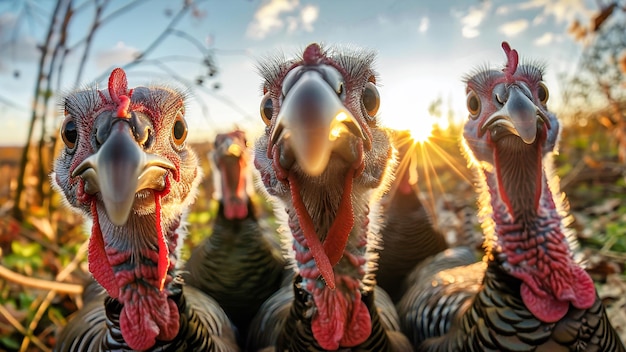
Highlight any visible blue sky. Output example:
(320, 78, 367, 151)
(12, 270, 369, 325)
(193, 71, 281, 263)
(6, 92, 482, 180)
(0, 0, 596, 146)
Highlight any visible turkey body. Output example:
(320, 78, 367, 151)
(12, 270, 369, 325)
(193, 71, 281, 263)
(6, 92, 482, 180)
(183, 130, 287, 346)
(397, 42, 626, 352)
(402, 255, 624, 352)
(248, 43, 412, 351)
(247, 275, 408, 352)
(54, 280, 238, 352)
(376, 130, 450, 303)
(51, 68, 239, 351)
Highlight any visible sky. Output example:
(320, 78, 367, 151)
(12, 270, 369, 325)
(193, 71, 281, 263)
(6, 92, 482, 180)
(0, 0, 598, 146)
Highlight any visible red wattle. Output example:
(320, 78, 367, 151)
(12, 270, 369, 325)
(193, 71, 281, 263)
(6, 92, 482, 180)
(323, 169, 355, 266)
(289, 173, 336, 289)
(119, 288, 179, 350)
(88, 201, 120, 298)
(569, 265, 597, 309)
(521, 283, 569, 323)
(220, 162, 249, 220)
(312, 284, 371, 349)
(154, 191, 170, 292)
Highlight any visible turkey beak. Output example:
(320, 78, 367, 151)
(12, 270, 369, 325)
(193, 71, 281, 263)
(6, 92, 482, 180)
(271, 70, 365, 176)
(483, 86, 540, 144)
(72, 120, 176, 226)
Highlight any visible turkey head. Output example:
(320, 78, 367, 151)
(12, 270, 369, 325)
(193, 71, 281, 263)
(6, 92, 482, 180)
(52, 68, 201, 350)
(254, 43, 393, 350)
(462, 42, 595, 323)
(212, 129, 251, 220)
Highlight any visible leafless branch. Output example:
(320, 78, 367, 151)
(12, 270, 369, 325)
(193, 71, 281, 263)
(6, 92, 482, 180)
(92, 0, 200, 84)
(0, 265, 83, 295)
(13, 0, 66, 220)
(73, 0, 107, 88)
(0, 304, 50, 352)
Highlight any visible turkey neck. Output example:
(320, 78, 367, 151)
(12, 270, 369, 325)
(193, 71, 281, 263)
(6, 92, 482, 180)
(285, 163, 376, 350)
(483, 135, 595, 323)
(287, 175, 370, 283)
(91, 200, 182, 350)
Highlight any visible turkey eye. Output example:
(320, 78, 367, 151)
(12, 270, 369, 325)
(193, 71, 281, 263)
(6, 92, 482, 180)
(466, 91, 481, 119)
(362, 82, 380, 118)
(260, 92, 273, 126)
(172, 110, 188, 146)
(537, 82, 549, 104)
(61, 117, 78, 149)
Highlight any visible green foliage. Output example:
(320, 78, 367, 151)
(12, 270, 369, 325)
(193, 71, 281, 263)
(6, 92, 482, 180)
(4, 242, 43, 273)
(0, 335, 21, 350)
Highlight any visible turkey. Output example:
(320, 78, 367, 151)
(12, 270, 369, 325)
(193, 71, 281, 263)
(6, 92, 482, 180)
(375, 129, 450, 303)
(51, 68, 239, 351)
(247, 43, 412, 351)
(396, 42, 626, 351)
(183, 129, 287, 345)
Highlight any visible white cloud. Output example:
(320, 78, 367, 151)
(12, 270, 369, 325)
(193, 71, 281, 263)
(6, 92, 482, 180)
(517, 0, 593, 24)
(300, 4, 319, 32)
(499, 19, 529, 37)
(286, 16, 299, 33)
(534, 32, 555, 46)
(95, 42, 139, 69)
(496, 5, 510, 15)
(246, 0, 319, 39)
(462, 27, 480, 39)
(0, 13, 39, 68)
(460, 2, 491, 38)
(418, 16, 429, 33)
(532, 14, 546, 25)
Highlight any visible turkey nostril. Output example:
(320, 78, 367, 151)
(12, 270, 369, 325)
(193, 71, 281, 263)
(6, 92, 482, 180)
(336, 83, 344, 97)
(95, 125, 110, 147)
(136, 126, 153, 149)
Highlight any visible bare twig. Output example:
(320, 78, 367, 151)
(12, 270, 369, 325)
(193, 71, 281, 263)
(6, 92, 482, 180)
(37, 0, 74, 205)
(0, 304, 51, 352)
(169, 28, 211, 56)
(12, 0, 66, 220)
(92, 0, 198, 84)
(588, 247, 626, 262)
(0, 265, 83, 295)
(559, 157, 588, 190)
(73, 0, 107, 88)
(5, 238, 86, 351)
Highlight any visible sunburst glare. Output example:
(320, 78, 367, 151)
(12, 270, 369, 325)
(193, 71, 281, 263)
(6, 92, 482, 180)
(406, 115, 436, 143)
(386, 118, 475, 236)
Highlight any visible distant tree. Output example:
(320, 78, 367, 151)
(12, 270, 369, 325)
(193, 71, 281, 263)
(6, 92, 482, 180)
(4, 0, 219, 220)
(562, 1, 626, 161)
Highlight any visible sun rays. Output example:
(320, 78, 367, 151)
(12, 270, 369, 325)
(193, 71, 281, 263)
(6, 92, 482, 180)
(387, 118, 475, 232)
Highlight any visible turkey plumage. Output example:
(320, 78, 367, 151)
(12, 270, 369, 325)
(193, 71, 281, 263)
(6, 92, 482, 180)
(247, 43, 412, 351)
(51, 68, 239, 351)
(397, 42, 626, 352)
(183, 129, 287, 346)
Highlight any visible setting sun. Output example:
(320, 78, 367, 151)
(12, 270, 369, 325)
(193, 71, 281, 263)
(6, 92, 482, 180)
(407, 120, 435, 143)
(398, 113, 439, 144)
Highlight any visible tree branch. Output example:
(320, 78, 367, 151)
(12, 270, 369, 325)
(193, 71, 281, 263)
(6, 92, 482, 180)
(0, 304, 50, 352)
(92, 0, 200, 84)
(0, 265, 83, 295)
(12, 0, 67, 220)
